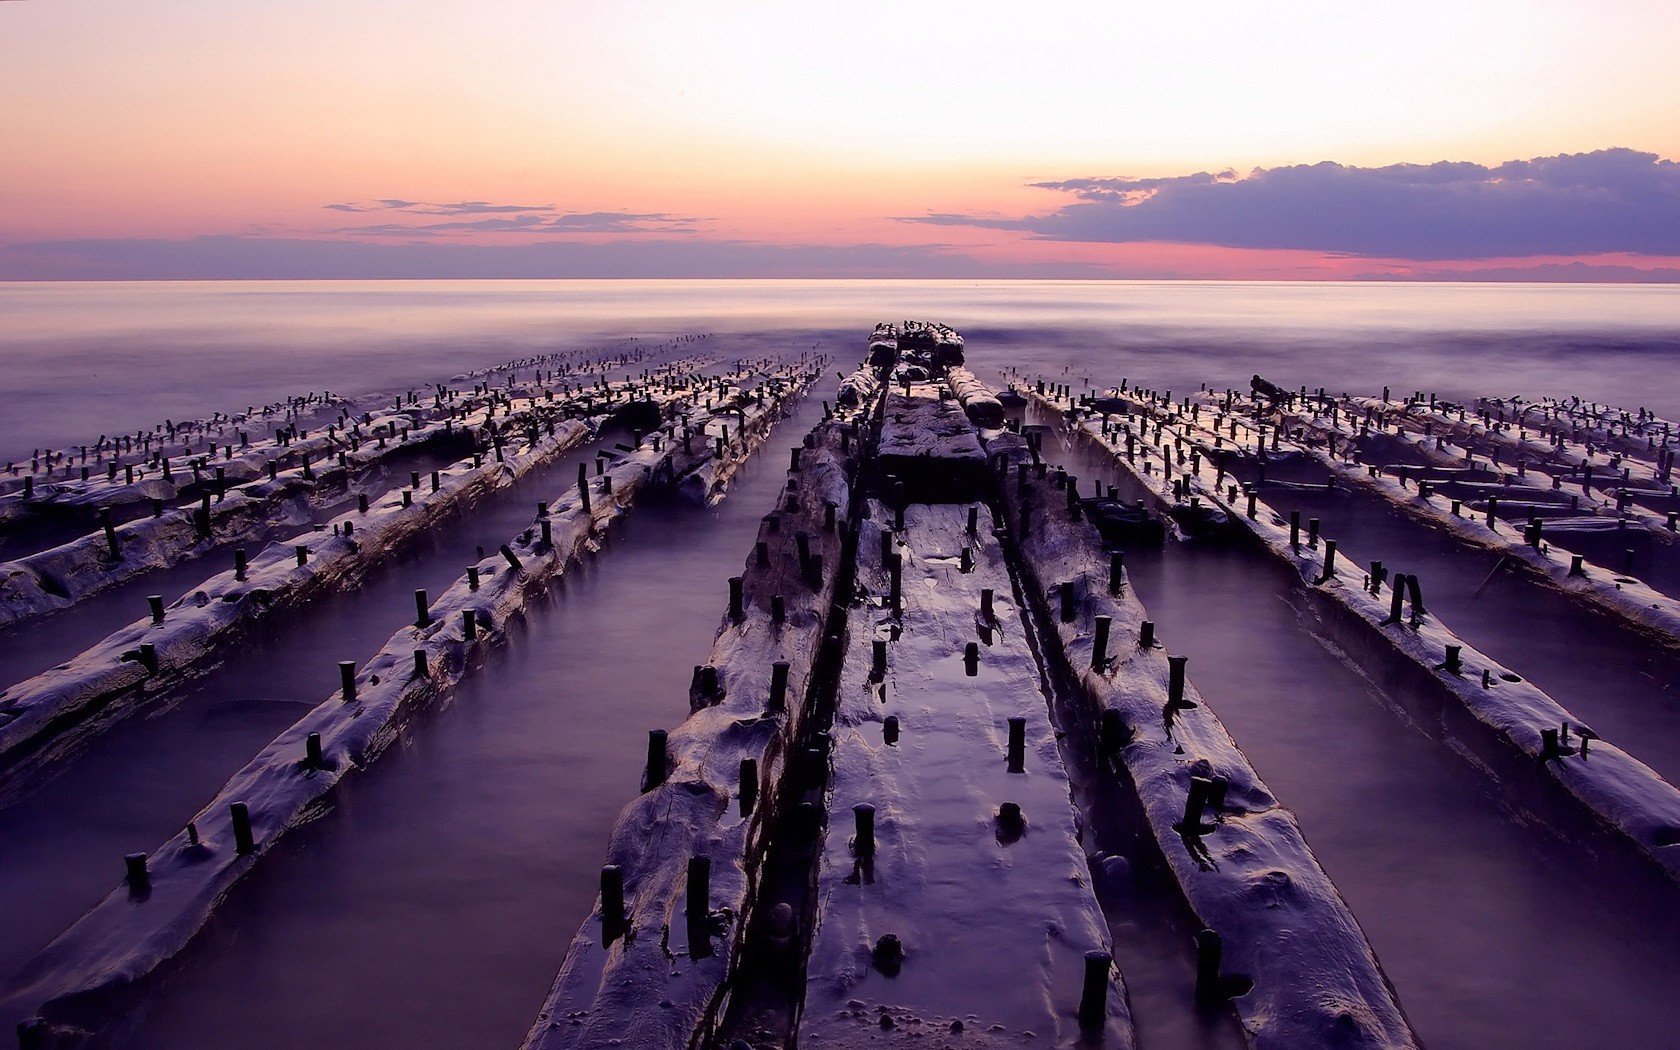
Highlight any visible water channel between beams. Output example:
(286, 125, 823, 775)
(0, 443, 469, 688)
(1258, 459, 1680, 787)
(0, 431, 618, 1008)
(106, 394, 827, 1050)
(0, 355, 679, 689)
(1029, 408, 1680, 1050)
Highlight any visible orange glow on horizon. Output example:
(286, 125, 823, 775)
(4, 1, 1679, 279)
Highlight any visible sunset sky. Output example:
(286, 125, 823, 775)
(3, 0, 1679, 280)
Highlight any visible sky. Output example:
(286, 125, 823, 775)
(2, 0, 1679, 281)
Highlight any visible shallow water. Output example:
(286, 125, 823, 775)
(108, 395, 826, 1050)
(1035, 417, 1680, 1050)
(1271, 477, 1680, 786)
(4, 281, 1679, 460)
(1127, 541, 1680, 1050)
(0, 434, 618, 993)
(5, 281, 1680, 1047)
(0, 446, 470, 687)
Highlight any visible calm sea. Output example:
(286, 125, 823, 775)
(3, 279, 1678, 459)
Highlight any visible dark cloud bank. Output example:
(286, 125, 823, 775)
(911, 148, 1680, 262)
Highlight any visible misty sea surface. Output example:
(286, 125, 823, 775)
(3, 279, 1680, 460)
(5, 279, 1680, 1050)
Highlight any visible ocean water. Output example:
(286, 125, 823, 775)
(4, 279, 1680, 461)
(6, 279, 1680, 1049)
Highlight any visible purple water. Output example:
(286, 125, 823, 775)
(4, 281, 1678, 462)
(3, 280, 1680, 1048)
(107, 395, 827, 1049)
(1033, 417, 1680, 1049)
(0, 435, 617, 986)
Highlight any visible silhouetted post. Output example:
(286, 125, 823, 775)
(101, 508, 119, 559)
(1092, 615, 1111, 671)
(1078, 950, 1112, 1029)
(739, 757, 759, 814)
(124, 852, 149, 891)
(601, 865, 627, 941)
(1386, 574, 1407, 623)
(686, 856, 710, 920)
(1195, 930, 1224, 1001)
(645, 729, 668, 789)
(1167, 655, 1190, 709)
(853, 803, 876, 856)
(230, 802, 256, 854)
(1006, 716, 1026, 773)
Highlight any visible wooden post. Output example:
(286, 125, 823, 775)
(769, 661, 790, 711)
(739, 758, 759, 814)
(1078, 950, 1112, 1029)
(230, 802, 256, 855)
(686, 855, 711, 920)
(601, 865, 627, 942)
(853, 803, 876, 856)
(645, 729, 668, 790)
(1091, 615, 1111, 671)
